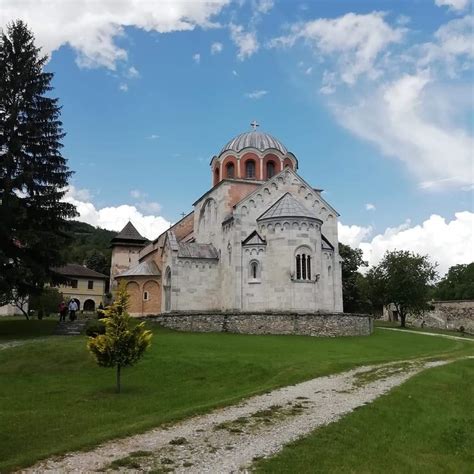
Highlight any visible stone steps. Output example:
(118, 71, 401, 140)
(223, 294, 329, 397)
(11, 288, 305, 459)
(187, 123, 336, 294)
(54, 320, 88, 336)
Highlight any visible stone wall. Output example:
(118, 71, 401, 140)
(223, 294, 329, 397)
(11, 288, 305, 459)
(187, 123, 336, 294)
(146, 311, 373, 337)
(408, 300, 474, 334)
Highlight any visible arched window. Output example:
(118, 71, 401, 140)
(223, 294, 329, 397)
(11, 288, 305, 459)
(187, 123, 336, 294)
(295, 249, 312, 281)
(143, 291, 149, 301)
(226, 162, 235, 178)
(245, 160, 256, 179)
(249, 260, 260, 281)
(267, 161, 276, 179)
(214, 167, 220, 185)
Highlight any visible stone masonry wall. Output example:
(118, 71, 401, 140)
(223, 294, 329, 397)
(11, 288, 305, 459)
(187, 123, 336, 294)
(408, 300, 474, 334)
(146, 312, 373, 337)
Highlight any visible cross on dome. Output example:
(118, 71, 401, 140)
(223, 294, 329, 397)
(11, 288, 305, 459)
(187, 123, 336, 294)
(250, 120, 259, 131)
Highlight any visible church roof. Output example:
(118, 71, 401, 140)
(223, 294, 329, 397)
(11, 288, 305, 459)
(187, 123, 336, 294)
(111, 221, 147, 243)
(53, 264, 108, 279)
(257, 193, 317, 221)
(220, 130, 288, 155)
(116, 260, 161, 278)
(178, 242, 219, 259)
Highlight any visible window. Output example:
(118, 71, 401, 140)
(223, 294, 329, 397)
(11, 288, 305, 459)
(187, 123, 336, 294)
(295, 251, 312, 281)
(70, 279, 78, 289)
(249, 260, 260, 281)
(226, 162, 235, 178)
(245, 160, 256, 178)
(88, 280, 94, 290)
(267, 161, 276, 178)
(143, 291, 149, 301)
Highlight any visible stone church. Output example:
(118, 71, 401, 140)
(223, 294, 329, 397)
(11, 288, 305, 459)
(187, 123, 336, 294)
(111, 126, 343, 317)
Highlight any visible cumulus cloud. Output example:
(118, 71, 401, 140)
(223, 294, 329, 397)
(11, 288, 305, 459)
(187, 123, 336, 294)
(338, 222, 373, 248)
(333, 71, 474, 189)
(270, 12, 405, 85)
(435, 0, 470, 11)
(193, 53, 201, 64)
(253, 0, 275, 15)
(0, 0, 230, 69)
(118, 83, 128, 92)
(365, 203, 376, 211)
(65, 186, 170, 240)
(341, 212, 474, 275)
(244, 89, 268, 99)
(230, 24, 259, 60)
(211, 41, 223, 54)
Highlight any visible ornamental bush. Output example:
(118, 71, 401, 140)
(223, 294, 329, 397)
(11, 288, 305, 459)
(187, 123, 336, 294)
(87, 282, 152, 392)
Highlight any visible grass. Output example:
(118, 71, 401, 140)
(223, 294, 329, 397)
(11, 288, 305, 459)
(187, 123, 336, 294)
(0, 324, 472, 471)
(0, 317, 57, 341)
(254, 358, 474, 473)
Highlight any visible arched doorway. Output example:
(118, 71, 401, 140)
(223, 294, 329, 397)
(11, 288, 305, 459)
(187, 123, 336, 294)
(164, 267, 171, 312)
(83, 299, 96, 312)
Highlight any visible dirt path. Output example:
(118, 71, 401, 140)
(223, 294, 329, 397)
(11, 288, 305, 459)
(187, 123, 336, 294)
(22, 358, 455, 473)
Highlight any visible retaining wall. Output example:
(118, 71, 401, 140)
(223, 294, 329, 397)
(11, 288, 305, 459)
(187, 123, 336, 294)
(146, 311, 373, 337)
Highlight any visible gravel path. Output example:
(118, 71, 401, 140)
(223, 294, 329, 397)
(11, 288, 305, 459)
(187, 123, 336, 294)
(22, 358, 453, 473)
(0, 337, 53, 351)
(379, 327, 474, 342)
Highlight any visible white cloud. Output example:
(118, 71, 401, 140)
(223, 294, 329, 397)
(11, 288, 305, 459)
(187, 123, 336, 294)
(118, 83, 128, 92)
(130, 189, 145, 199)
(193, 53, 201, 64)
(232, 69, 238, 76)
(356, 212, 474, 275)
(435, 0, 470, 12)
(126, 66, 140, 78)
(136, 201, 162, 214)
(230, 24, 259, 60)
(305, 66, 313, 75)
(365, 203, 376, 211)
(270, 12, 405, 85)
(0, 0, 230, 69)
(211, 41, 223, 54)
(244, 89, 268, 99)
(338, 222, 373, 248)
(147, 134, 159, 140)
(333, 72, 474, 189)
(253, 0, 274, 14)
(64, 186, 170, 240)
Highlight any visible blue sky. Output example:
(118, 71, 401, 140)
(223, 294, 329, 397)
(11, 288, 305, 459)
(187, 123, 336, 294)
(1, 0, 473, 273)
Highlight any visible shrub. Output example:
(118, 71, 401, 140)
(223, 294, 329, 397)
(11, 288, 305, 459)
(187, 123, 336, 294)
(85, 320, 106, 337)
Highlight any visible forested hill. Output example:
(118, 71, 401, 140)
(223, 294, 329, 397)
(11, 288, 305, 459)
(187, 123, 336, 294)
(62, 221, 116, 275)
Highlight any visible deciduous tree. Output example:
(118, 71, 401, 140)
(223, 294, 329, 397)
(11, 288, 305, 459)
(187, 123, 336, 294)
(367, 250, 437, 327)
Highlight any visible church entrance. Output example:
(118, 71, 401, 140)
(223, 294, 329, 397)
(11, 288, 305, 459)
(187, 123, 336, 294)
(164, 268, 171, 311)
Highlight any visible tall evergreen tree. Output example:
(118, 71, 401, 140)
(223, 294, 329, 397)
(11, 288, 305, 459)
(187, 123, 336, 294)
(0, 21, 77, 312)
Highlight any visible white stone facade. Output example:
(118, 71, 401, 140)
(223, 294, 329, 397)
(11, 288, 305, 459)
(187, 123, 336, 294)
(161, 168, 343, 313)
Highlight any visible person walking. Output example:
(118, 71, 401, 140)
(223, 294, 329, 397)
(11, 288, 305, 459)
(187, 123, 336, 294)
(68, 299, 78, 321)
(58, 301, 67, 322)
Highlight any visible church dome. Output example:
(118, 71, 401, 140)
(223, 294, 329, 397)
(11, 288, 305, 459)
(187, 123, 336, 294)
(220, 130, 288, 155)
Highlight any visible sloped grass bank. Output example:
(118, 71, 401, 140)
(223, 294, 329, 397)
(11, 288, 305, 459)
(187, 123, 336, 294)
(0, 317, 57, 341)
(0, 326, 472, 471)
(254, 358, 474, 473)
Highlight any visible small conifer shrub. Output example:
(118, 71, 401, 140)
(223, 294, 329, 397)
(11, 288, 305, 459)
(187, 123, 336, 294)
(87, 282, 152, 392)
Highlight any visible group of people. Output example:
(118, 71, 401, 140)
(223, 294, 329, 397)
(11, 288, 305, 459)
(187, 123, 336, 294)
(58, 299, 79, 322)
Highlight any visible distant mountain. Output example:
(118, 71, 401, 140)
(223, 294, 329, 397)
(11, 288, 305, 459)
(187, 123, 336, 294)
(62, 221, 116, 275)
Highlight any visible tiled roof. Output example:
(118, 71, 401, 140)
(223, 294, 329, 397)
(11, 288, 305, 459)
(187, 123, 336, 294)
(53, 264, 108, 279)
(111, 221, 147, 242)
(178, 242, 219, 259)
(220, 131, 288, 155)
(116, 260, 161, 278)
(257, 193, 315, 221)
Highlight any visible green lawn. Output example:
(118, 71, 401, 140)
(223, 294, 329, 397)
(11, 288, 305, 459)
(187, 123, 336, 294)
(0, 317, 57, 341)
(0, 325, 472, 471)
(254, 358, 474, 473)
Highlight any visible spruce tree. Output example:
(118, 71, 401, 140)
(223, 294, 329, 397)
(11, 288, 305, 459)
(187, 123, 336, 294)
(0, 21, 77, 311)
